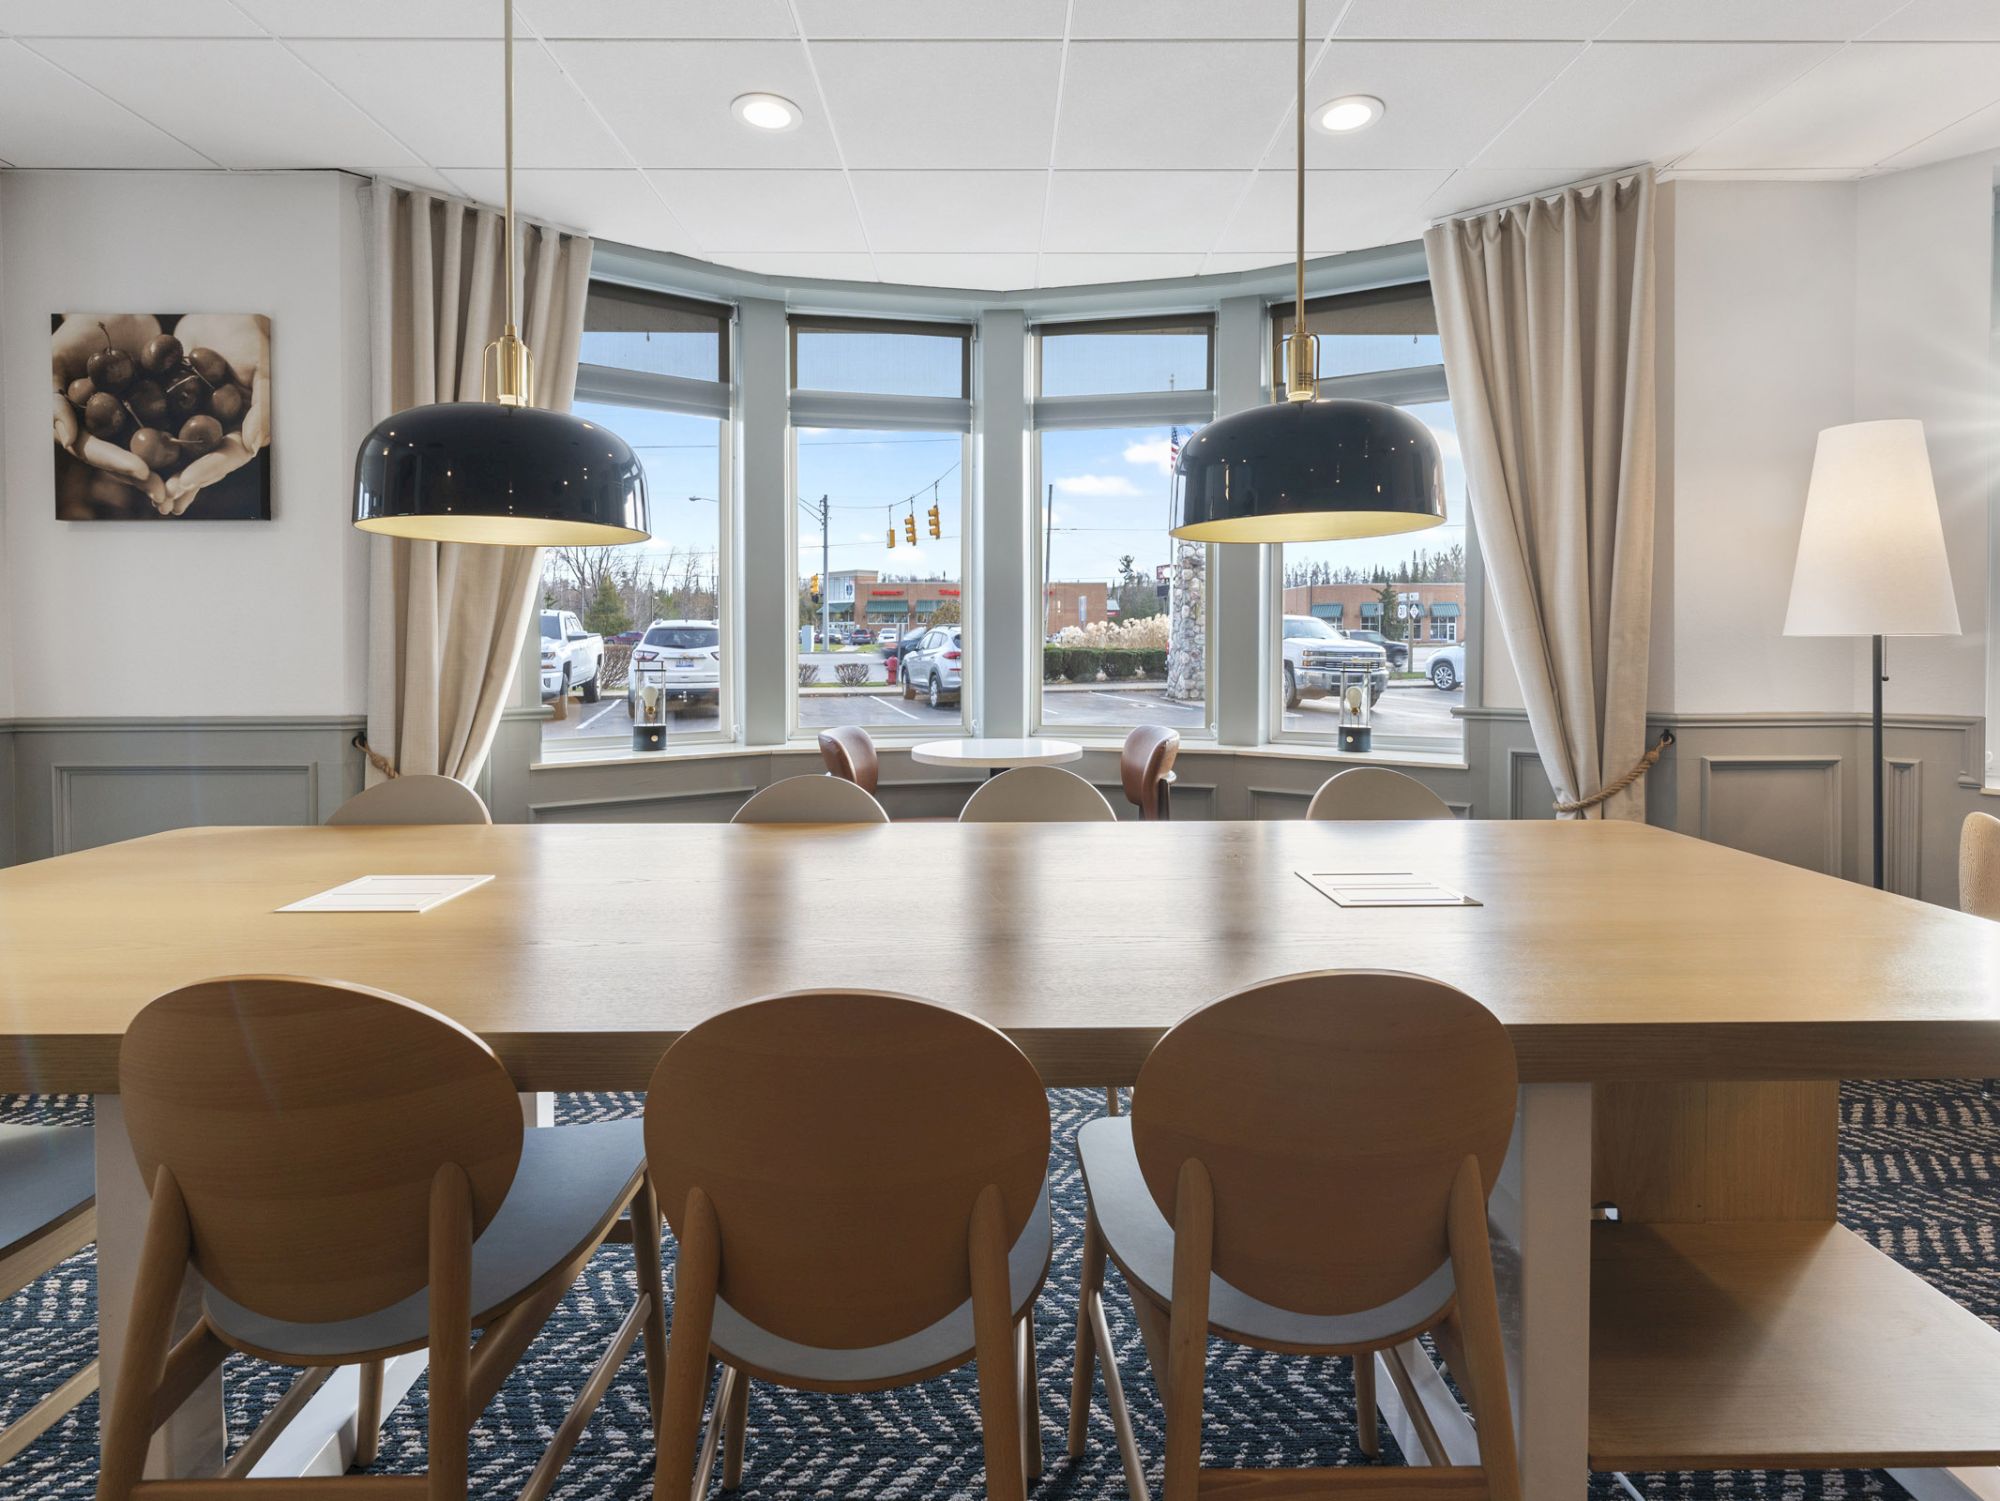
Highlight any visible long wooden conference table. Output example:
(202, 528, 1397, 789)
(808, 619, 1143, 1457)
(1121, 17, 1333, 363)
(6, 817, 2000, 1498)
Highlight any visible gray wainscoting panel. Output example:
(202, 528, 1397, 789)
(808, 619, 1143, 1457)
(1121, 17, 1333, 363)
(1698, 754, 1843, 875)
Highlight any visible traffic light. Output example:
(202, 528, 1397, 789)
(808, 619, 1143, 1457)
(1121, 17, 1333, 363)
(904, 513, 917, 545)
(927, 503, 941, 539)
(886, 526, 895, 549)
(808, 573, 820, 602)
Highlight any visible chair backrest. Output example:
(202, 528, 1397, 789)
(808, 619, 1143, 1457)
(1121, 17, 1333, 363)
(328, 774, 492, 827)
(1121, 726, 1180, 819)
(1962, 811, 2000, 921)
(1305, 766, 1453, 822)
(960, 765, 1117, 824)
(645, 992, 1049, 1350)
(733, 774, 889, 825)
(818, 727, 880, 795)
(119, 975, 523, 1324)
(1131, 971, 1516, 1317)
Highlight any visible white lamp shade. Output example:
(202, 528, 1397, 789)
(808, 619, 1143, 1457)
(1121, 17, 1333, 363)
(1783, 419, 1960, 638)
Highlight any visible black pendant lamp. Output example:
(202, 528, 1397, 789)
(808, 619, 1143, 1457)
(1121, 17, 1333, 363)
(352, 2, 648, 547)
(1170, 0, 1444, 546)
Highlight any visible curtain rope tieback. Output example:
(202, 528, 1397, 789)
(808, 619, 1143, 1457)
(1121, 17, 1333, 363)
(352, 732, 400, 781)
(1553, 729, 1674, 815)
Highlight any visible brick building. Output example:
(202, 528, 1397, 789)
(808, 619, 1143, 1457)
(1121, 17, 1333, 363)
(825, 570, 960, 632)
(1279, 581, 1464, 643)
(1042, 581, 1110, 637)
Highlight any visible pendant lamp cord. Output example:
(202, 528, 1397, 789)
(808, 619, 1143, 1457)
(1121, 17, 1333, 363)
(502, 0, 516, 335)
(1295, 0, 1305, 341)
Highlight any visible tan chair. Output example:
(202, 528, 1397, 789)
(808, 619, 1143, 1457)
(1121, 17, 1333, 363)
(733, 774, 890, 825)
(0, 1126, 97, 1467)
(1962, 811, 2000, 921)
(1305, 766, 1454, 821)
(328, 774, 492, 826)
(98, 975, 665, 1501)
(1121, 726, 1180, 821)
(818, 726, 880, 795)
(1070, 971, 1522, 1501)
(645, 992, 1052, 1501)
(960, 766, 1117, 824)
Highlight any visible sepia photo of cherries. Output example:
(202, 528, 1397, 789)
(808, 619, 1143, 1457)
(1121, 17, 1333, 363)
(66, 322, 250, 477)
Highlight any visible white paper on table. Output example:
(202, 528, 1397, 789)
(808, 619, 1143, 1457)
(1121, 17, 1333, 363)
(278, 875, 494, 914)
(1296, 870, 1480, 908)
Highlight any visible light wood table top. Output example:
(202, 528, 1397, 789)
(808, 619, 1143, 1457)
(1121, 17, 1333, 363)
(3, 818, 1998, 1093)
(909, 737, 1082, 768)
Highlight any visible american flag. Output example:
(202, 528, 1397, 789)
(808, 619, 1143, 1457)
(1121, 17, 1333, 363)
(1168, 425, 1180, 469)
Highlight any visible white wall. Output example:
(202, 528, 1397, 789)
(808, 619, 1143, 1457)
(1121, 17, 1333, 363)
(0, 171, 370, 719)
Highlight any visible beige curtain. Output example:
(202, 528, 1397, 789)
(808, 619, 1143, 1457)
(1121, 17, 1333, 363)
(1423, 170, 1657, 820)
(364, 181, 593, 784)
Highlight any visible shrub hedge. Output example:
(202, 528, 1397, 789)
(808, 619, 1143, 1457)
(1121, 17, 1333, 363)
(1041, 646, 1168, 682)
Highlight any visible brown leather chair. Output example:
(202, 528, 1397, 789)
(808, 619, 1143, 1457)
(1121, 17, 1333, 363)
(818, 726, 879, 795)
(1120, 725, 1180, 820)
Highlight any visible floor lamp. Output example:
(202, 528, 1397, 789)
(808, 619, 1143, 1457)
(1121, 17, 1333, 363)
(1783, 420, 1959, 889)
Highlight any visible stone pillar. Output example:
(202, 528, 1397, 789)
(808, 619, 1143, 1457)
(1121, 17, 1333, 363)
(1167, 540, 1206, 702)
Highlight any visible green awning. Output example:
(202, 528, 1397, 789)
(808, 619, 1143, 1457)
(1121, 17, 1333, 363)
(1360, 601, 1382, 617)
(1430, 601, 1460, 617)
(1310, 602, 1343, 619)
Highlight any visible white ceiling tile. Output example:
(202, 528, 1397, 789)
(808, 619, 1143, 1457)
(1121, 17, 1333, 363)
(1874, 98, 2000, 171)
(1473, 41, 1834, 169)
(796, 0, 1068, 40)
(0, 0, 262, 36)
(437, 168, 698, 251)
(1334, 0, 1622, 40)
(1070, 1, 1343, 40)
(1422, 166, 1605, 218)
(647, 169, 868, 250)
(1272, 40, 1584, 168)
(1037, 252, 1207, 285)
(872, 252, 1039, 288)
(810, 41, 1063, 169)
(1201, 251, 1293, 274)
(1043, 171, 1248, 251)
(1682, 42, 2000, 170)
(27, 39, 421, 170)
(233, 1, 499, 38)
(549, 40, 838, 168)
(1055, 41, 1296, 168)
(291, 38, 628, 167)
(522, 0, 797, 38)
(1210, 168, 1451, 253)
(0, 40, 213, 167)
(708, 250, 879, 281)
(1865, 1, 2000, 41)
(1602, 1, 1905, 41)
(848, 171, 1047, 252)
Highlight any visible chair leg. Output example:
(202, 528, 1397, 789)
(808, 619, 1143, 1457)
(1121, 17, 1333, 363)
(427, 1164, 475, 1501)
(1018, 1311, 1043, 1481)
(1447, 1155, 1521, 1501)
(1129, 1290, 1172, 1406)
(1105, 1087, 1120, 1117)
(1353, 1351, 1378, 1459)
(1068, 1208, 1106, 1457)
(1162, 1161, 1214, 1501)
(658, 1189, 721, 1501)
(969, 1185, 1026, 1501)
(0, 1359, 98, 1466)
(631, 1175, 670, 1426)
(353, 1359, 386, 1468)
(96, 1169, 190, 1501)
(721, 1366, 749, 1490)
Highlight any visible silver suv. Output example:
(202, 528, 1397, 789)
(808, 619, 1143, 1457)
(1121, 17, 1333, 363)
(625, 619, 721, 717)
(900, 626, 963, 709)
(1280, 615, 1387, 711)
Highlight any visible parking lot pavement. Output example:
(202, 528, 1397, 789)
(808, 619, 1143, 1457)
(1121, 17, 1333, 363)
(1286, 684, 1463, 739)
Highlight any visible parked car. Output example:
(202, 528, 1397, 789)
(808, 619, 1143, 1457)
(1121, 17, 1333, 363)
(540, 610, 604, 704)
(1341, 628, 1410, 672)
(625, 619, 722, 717)
(900, 626, 963, 708)
(850, 627, 874, 645)
(1427, 642, 1465, 692)
(1279, 615, 1387, 712)
(877, 627, 901, 659)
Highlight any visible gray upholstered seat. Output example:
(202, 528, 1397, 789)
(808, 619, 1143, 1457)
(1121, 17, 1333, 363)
(0, 1124, 94, 1258)
(709, 1176, 1052, 1386)
(1077, 1117, 1453, 1347)
(204, 1119, 644, 1360)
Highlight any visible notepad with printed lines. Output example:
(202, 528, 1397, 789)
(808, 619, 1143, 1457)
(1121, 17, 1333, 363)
(1295, 870, 1480, 908)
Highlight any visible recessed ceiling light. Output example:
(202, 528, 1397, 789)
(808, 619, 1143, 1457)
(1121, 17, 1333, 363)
(733, 92, 802, 132)
(1313, 95, 1385, 134)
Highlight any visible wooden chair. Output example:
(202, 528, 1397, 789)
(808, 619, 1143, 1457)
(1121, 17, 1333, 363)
(645, 991, 1052, 1501)
(1305, 766, 1454, 821)
(818, 727, 880, 795)
(733, 774, 890, 825)
(0, 1125, 97, 1467)
(1962, 811, 2000, 921)
(960, 766, 1117, 824)
(99, 975, 666, 1501)
(1121, 726, 1180, 821)
(328, 775, 492, 826)
(1070, 971, 1522, 1501)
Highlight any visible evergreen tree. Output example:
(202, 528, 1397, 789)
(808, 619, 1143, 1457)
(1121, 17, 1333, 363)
(583, 572, 631, 637)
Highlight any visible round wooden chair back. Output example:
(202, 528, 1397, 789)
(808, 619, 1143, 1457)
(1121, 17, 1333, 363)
(818, 727, 880, 795)
(1961, 811, 2000, 921)
(959, 766, 1117, 823)
(119, 975, 524, 1324)
(1305, 766, 1453, 821)
(327, 774, 491, 826)
(1120, 725, 1180, 820)
(645, 991, 1050, 1350)
(733, 774, 889, 825)
(1131, 971, 1516, 1316)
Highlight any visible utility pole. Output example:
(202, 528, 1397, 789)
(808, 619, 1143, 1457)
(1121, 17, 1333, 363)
(818, 493, 831, 647)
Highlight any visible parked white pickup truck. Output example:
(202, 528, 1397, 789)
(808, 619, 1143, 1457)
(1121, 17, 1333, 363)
(540, 610, 604, 704)
(1279, 614, 1388, 711)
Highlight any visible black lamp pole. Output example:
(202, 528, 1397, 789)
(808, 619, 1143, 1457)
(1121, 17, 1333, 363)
(1872, 634, 1886, 891)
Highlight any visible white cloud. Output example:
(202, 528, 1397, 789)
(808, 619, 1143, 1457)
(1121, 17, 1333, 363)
(1055, 473, 1140, 497)
(1123, 438, 1176, 476)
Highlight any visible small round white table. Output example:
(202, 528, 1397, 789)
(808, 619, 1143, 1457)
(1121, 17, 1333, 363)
(911, 736, 1083, 779)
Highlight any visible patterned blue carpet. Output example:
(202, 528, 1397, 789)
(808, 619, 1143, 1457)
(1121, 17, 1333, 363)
(4, 1083, 1990, 1500)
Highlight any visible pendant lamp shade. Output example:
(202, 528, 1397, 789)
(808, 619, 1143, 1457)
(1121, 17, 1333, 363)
(1170, 397, 1446, 544)
(354, 402, 649, 547)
